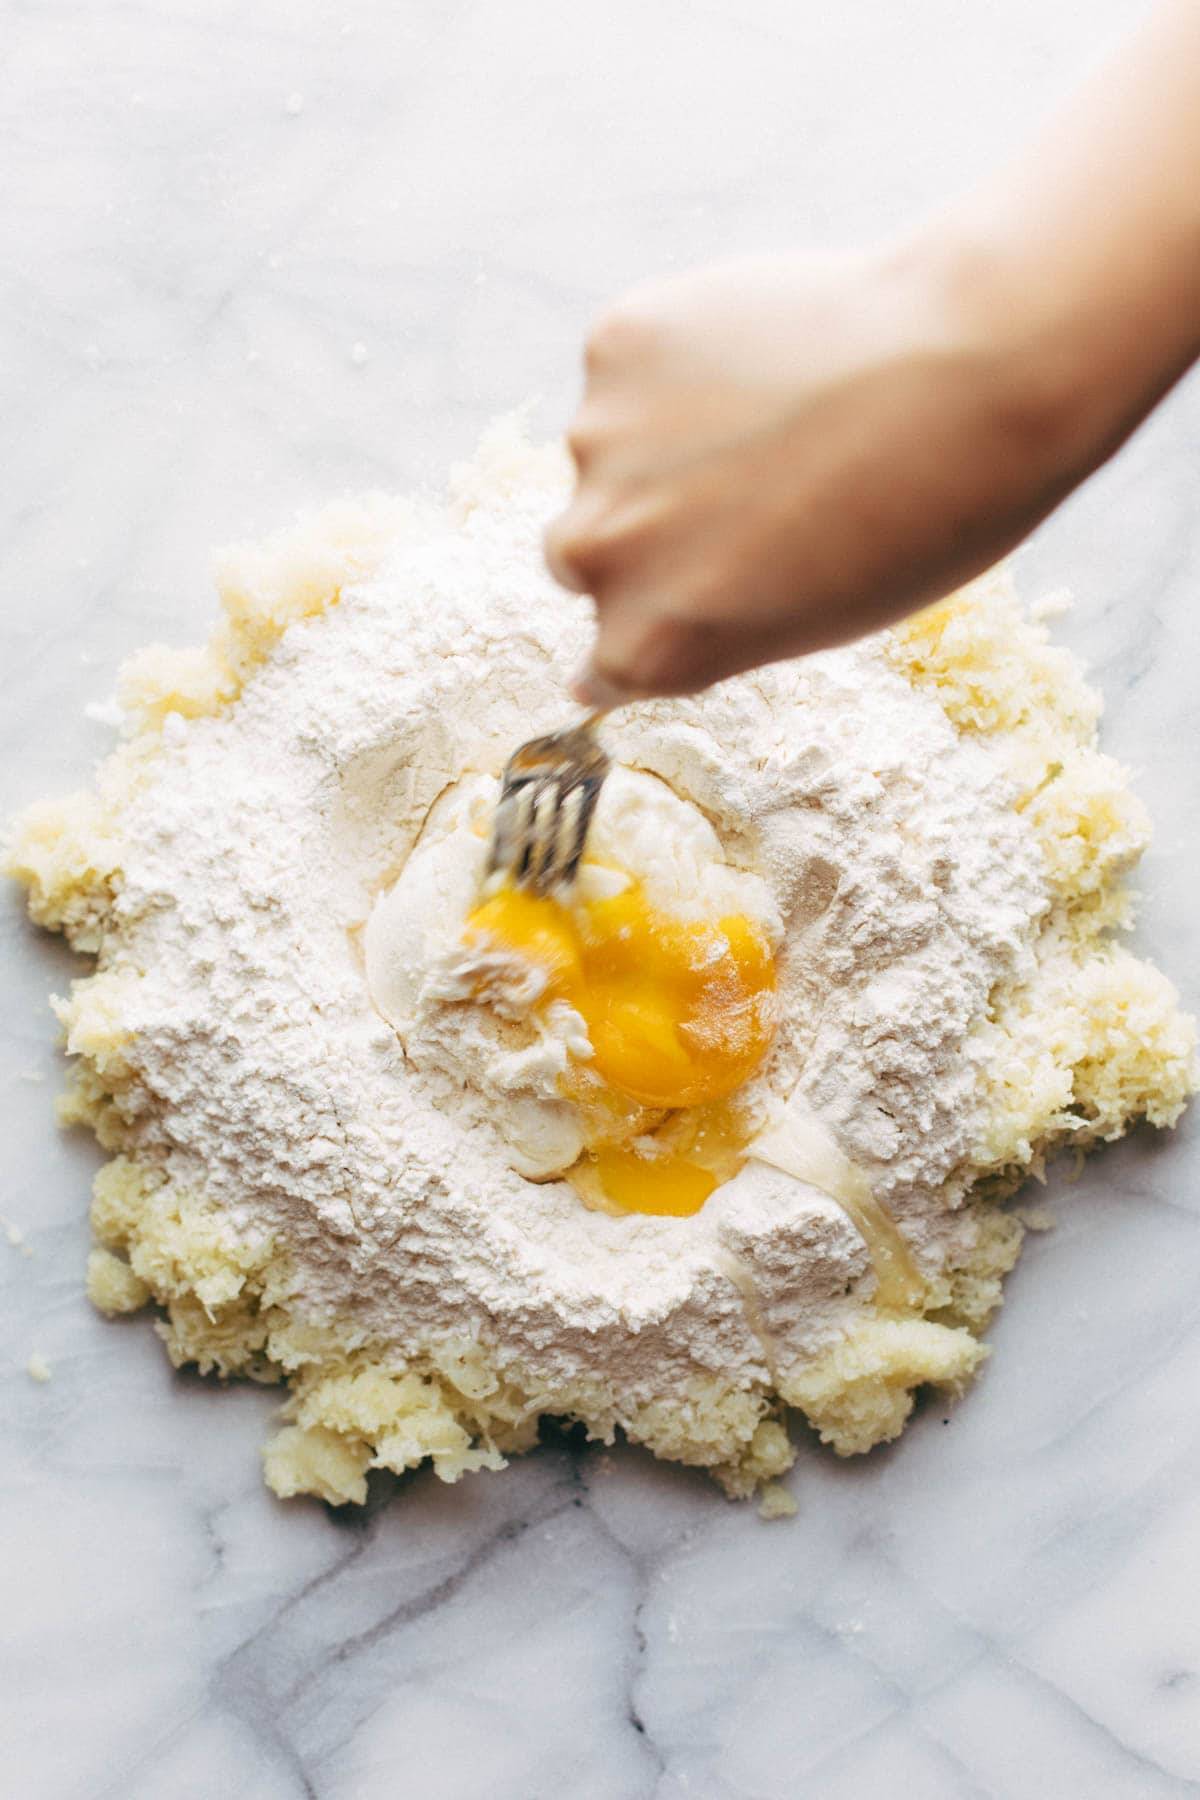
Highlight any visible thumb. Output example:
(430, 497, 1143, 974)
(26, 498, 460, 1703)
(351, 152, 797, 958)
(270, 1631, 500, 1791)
(572, 601, 723, 704)
(569, 660, 638, 709)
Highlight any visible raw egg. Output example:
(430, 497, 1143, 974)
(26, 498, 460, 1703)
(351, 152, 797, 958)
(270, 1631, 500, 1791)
(464, 877, 776, 1215)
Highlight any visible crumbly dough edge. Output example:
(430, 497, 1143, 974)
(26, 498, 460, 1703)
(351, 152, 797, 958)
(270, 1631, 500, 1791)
(6, 444, 1196, 1508)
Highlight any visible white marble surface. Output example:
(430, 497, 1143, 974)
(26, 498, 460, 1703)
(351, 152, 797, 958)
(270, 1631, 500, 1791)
(2, 1, 1199, 1794)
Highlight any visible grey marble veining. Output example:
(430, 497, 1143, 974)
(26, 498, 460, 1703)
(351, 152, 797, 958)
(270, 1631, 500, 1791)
(2, 2, 1198, 1795)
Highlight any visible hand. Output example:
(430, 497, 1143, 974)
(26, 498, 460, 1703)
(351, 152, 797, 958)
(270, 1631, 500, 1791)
(548, 0, 1200, 706)
(545, 241, 1088, 704)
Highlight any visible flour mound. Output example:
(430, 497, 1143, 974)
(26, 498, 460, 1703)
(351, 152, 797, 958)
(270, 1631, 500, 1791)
(7, 421, 1194, 1506)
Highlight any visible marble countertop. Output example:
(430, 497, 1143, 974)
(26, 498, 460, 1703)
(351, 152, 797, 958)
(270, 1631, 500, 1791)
(3, 1, 1198, 1794)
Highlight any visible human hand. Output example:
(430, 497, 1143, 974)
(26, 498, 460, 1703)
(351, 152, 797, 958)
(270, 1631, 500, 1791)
(545, 241, 1089, 704)
(549, 0, 1200, 706)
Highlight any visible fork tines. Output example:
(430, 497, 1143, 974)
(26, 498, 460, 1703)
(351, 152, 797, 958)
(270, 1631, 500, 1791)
(486, 718, 611, 896)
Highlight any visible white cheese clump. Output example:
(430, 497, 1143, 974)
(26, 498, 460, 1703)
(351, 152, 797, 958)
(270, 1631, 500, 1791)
(6, 420, 1194, 1505)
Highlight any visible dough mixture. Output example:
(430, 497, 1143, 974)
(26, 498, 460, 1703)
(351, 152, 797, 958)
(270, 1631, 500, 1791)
(7, 421, 1195, 1508)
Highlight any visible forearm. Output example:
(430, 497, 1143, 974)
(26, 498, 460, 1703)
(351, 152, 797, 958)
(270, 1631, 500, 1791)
(946, 0, 1200, 473)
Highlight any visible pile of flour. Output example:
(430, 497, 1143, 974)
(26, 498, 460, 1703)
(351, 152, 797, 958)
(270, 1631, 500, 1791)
(105, 464, 1049, 1400)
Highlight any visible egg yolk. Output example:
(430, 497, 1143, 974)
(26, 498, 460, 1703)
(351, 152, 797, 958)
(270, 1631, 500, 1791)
(579, 1099, 752, 1217)
(463, 878, 777, 1216)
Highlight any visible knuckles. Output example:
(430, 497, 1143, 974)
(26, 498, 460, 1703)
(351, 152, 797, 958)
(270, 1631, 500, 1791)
(565, 420, 597, 470)
(584, 294, 660, 371)
(543, 492, 632, 591)
(544, 510, 608, 592)
(599, 609, 718, 699)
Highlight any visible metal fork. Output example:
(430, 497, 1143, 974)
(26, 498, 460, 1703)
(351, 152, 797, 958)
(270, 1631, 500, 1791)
(485, 710, 611, 895)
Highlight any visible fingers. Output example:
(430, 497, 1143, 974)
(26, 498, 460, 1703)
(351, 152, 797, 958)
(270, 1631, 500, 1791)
(542, 429, 608, 595)
(544, 409, 619, 592)
(546, 299, 651, 592)
(543, 508, 592, 595)
(543, 480, 659, 597)
(583, 292, 664, 377)
(576, 599, 732, 704)
(546, 472, 733, 702)
(570, 663, 636, 709)
(548, 283, 732, 701)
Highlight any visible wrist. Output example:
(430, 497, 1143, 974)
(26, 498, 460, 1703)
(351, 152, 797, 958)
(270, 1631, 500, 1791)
(892, 214, 1136, 493)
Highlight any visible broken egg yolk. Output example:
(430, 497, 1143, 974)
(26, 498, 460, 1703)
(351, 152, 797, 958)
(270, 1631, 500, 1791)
(463, 879, 776, 1216)
(579, 1099, 753, 1218)
(465, 881, 775, 1108)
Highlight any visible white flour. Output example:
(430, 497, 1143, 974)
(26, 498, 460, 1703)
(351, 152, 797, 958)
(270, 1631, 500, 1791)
(105, 464, 1050, 1401)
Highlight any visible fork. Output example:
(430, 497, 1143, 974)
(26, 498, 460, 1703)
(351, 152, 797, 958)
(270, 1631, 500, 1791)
(485, 710, 611, 895)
